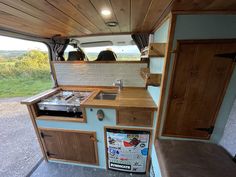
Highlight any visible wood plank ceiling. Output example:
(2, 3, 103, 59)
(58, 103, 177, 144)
(0, 0, 235, 38)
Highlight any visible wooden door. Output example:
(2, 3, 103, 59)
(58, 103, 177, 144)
(40, 129, 98, 165)
(162, 40, 236, 139)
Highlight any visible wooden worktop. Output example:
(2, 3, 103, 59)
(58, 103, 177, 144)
(81, 88, 157, 110)
(21, 86, 157, 110)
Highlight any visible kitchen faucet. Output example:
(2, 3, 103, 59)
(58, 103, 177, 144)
(113, 79, 123, 91)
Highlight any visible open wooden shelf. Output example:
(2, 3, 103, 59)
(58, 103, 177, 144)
(140, 68, 162, 87)
(141, 43, 166, 58)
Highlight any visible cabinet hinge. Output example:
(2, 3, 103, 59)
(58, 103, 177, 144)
(195, 126, 214, 135)
(90, 136, 98, 142)
(214, 52, 236, 62)
(40, 132, 52, 138)
(233, 155, 236, 163)
(46, 151, 56, 157)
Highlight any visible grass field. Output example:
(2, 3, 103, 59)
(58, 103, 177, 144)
(0, 50, 52, 98)
(0, 78, 52, 98)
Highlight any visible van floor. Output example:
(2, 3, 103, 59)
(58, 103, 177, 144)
(29, 160, 147, 177)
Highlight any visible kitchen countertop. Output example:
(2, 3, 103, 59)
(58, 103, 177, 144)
(81, 88, 157, 110)
(21, 87, 157, 111)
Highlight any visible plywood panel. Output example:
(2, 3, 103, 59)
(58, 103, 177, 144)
(53, 62, 147, 87)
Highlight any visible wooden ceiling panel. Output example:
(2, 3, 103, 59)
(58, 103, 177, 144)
(172, 0, 236, 12)
(0, 11, 53, 37)
(142, 0, 173, 31)
(0, 0, 235, 38)
(0, 2, 65, 35)
(0, 0, 81, 37)
(69, 0, 110, 33)
(131, 0, 152, 32)
(110, 0, 131, 32)
(22, 0, 91, 35)
(46, 0, 100, 33)
(90, 0, 121, 33)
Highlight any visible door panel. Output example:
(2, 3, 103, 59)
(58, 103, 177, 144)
(163, 40, 236, 139)
(40, 129, 98, 165)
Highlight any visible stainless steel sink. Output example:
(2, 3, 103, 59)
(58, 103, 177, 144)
(94, 92, 117, 100)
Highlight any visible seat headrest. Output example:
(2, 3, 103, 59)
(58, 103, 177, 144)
(67, 51, 85, 61)
(96, 50, 117, 61)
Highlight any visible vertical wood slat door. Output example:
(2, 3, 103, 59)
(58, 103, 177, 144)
(40, 129, 98, 165)
(162, 40, 236, 139)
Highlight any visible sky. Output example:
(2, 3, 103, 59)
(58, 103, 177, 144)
(0, 35, 140, 54)
(0, 36, 48, 51)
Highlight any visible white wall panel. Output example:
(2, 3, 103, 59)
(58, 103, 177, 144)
(54, 62, 147, 87)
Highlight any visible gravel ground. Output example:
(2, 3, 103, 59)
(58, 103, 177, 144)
(0, 97, 42, 177)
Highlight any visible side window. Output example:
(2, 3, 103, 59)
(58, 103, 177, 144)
(0, 35, 52, 98)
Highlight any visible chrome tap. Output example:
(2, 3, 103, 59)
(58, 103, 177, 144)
(113, 79, 123, 91)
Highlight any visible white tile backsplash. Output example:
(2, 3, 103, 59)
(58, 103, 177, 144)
(54, 63, 147, 87)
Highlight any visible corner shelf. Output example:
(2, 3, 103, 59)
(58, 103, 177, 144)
(141, 43, 166, 58)
(140, 68, 162, 87)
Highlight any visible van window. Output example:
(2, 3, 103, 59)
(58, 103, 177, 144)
(0, 35, 52, 98)
(83, 45, 140, 61)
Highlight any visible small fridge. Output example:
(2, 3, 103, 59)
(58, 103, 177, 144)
(106, 129, 150, 173)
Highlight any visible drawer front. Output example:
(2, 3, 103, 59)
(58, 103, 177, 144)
(117, 109, 153, 127)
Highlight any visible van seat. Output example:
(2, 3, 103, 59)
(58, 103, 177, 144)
(155, 139, 236, 177)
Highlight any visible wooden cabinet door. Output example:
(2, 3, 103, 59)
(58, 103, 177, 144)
(40, 129, 98, 165)
(163, 40, 236, 139)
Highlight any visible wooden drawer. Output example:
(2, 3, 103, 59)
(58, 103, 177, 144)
(117, 108, 153, 127)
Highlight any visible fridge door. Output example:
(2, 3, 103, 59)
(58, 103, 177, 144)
(106, 129, 150, 173)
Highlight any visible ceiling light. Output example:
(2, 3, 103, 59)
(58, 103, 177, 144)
(101, 9, 111, 16)
(106, 21, 118, 27)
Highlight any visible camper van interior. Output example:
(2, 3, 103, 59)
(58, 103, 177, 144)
(0, 0, 236, 177)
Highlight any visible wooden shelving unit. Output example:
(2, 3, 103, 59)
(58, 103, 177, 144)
(140, 68, 162, 87)
(141, 43, 166, 58)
